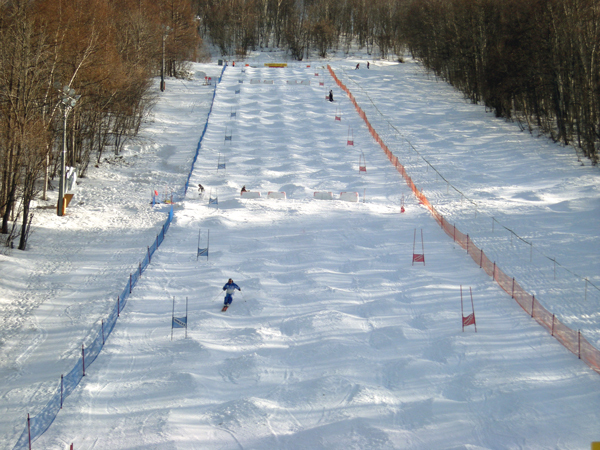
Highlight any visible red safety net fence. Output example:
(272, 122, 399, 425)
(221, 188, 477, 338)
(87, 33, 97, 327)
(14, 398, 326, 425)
(327, 65, 600, 375)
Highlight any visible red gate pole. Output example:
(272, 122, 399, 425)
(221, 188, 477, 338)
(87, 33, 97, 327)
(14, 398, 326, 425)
(412, 229, 416, 266)
(470, 287, 477, 333)
(460, 286, 464, 332)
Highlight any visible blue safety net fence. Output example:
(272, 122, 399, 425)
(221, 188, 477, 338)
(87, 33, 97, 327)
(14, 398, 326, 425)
(178, 64, 226, 202)
(12, 63, 226, 450)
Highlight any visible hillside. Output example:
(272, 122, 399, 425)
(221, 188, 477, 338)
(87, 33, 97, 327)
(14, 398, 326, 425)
(1, 52, 599, 449)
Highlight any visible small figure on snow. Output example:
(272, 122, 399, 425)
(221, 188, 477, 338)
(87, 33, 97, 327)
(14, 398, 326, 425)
(355, 63, 360, 70)
(223, 278, 241, 307)
(198, 183, 205, 195)
(328, 90, 334, 102)
(241, 185, 247, 195)
(367, 61, 370, 69)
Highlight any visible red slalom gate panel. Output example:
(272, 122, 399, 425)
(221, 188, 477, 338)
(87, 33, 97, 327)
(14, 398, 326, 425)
(463, 313, 475, 327)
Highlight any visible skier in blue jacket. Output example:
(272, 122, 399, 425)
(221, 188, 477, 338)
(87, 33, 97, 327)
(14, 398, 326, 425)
(223, 278, 241, 306)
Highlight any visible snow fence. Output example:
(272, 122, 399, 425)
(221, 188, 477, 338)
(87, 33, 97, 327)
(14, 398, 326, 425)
(180, 63, 227, 201)
(12, 63, 228, 450)
(12, 206, 173, 450)
(327, 64, 600, 376)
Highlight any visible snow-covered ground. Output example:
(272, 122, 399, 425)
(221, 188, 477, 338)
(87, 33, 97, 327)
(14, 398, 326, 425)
(1, 50, 599, 449)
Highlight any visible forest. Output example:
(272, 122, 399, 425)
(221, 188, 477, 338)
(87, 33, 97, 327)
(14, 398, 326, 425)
(0, 0, 200, 250)
(1, 0, 598, 250)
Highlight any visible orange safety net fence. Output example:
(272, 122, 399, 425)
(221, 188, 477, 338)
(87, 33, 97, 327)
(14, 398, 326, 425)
(327, 65, 600, 375)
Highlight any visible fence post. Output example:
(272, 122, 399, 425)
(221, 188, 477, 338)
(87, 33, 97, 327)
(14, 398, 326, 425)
(148, 246, 151, 264)
(493, 262, 496, 281)
(466, 234, 469, 253)
(117, 295, 120, 317)
(453, 224, 456, 242)
(129, 274, 132, 294)
(551, 314, 555, 336)
(531, 295, 535, 317)
(61, 374, 64, 408)
(27, 413, 31, 450)
(82, 344, 85, 377)
(101, 319, 105, 345)
(578, 330, 581, 359)
(511, 278, 515, 298)
(139, 262, 142, 278)
(479, 249, 483, 268)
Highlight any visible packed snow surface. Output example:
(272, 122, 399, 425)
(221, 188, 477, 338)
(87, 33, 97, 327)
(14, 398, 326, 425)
(1, 50, 599, 449)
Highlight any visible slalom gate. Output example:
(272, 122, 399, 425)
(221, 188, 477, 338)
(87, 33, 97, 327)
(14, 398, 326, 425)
(327, 64, 600, 376)
(13, 64, 228, 449)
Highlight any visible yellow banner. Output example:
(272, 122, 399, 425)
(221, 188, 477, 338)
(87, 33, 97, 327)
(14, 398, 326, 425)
(264, 63, 287, 68)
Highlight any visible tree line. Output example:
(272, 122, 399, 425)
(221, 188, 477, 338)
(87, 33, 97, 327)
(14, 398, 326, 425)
(0, 0, 200, 250)
(401, 0, 599, 164)
(195, 0, 598, 163)
(194, 0, 404, 60)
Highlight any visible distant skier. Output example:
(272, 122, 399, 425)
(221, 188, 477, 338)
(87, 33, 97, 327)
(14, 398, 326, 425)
(198, 183, 205, 195)
(223, 278, 241, 307)
(328, 90, 334, 102)
(367, 61, 370, 69)
(241, 185, 247, 195)
(355, 63, 360, 70)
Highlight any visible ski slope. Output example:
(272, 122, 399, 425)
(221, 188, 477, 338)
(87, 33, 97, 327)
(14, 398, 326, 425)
(1, 52, 599, 449)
